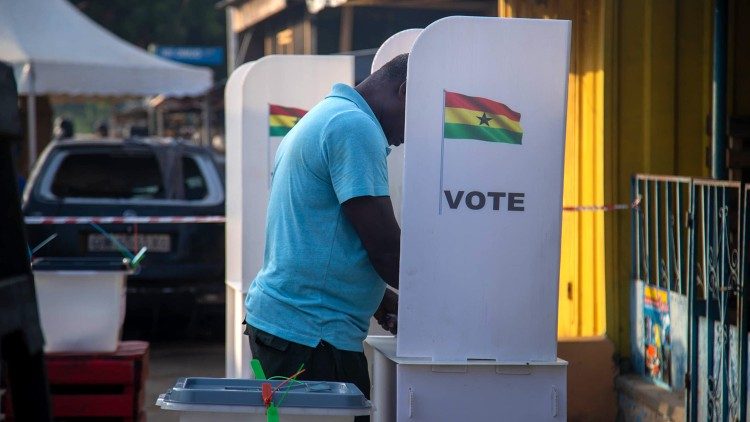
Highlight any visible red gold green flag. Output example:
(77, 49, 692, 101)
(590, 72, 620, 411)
(443, 91, 523, 144)
(269, 104, 307, 137)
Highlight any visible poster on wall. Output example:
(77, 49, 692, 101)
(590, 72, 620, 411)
(643, 284, 671, 385)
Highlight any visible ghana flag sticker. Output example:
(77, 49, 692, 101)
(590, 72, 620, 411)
(443, 91, 523, 145)
(269, 104, 307, 137)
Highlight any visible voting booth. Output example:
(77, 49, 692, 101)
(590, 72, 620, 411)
(365, 16, 571, 421)
(224, 55, 354, 378)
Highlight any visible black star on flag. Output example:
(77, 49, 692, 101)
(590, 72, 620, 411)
(476, 112, 494, 126)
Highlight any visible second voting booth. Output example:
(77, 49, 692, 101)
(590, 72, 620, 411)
(223, 15, 571, 420)
(370, 28, 422, 225)
(224, 55, 354, 378)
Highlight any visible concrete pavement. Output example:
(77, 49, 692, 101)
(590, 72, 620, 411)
(145, 341, 224, 422)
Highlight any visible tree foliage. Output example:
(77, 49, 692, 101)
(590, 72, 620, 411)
(71, 0, 226, 52)
(56, 1, 227, 135)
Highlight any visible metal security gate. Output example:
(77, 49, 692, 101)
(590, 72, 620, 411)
(687, 180, 747, 421)
(632, 177, 750, 421)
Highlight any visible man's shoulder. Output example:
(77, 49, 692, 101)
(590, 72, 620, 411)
(327, 108, 377, 129)
(319, 108, 381, 143)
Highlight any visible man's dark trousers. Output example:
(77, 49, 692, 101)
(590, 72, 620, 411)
(246, 325, 371, 422)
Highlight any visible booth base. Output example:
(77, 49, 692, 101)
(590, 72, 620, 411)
(225, 282, 251, 379)
(365, 336, 567, 422)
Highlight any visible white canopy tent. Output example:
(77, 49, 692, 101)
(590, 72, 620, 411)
(0, 0, 213, 168)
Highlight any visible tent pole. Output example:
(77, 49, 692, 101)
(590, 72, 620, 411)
(202, 95, 210, 147)
(226, 8, 237, 73)
(25, 64, 37, 172)
(147, 103, 156, 136)
(156, 106, 164, 137)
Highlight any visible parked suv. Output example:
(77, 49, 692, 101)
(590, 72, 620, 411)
(23, 138, 225, 337)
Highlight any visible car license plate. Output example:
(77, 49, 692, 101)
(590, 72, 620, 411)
(87, 233, 171, 253)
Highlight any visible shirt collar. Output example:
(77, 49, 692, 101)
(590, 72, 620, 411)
(326, 83, 378, 123)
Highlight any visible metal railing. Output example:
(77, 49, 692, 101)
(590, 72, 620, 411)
(632, 176, 750, 421)
(631, 175, 693, 390)
(632, 175, 692, 294)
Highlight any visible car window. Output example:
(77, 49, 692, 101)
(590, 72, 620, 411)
(183, 156, 208, 200)
(51, 152, 166, 199)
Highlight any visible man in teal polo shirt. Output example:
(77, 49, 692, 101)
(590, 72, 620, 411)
(244, 54, 406, 413)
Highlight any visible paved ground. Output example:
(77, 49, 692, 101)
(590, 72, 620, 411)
(145, 340, 224, 422)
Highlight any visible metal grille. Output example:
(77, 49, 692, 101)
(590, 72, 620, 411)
(688, 180, 744, 421)
(632, 177, 750, 421)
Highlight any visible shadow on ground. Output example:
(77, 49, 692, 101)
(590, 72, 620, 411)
(145, 340, 225, 422)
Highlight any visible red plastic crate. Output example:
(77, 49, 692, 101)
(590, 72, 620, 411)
(3, 341, 149, 421)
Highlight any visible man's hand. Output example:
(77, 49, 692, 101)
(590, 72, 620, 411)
(373, 288, 398, 334)
(341, 196, 400, 289)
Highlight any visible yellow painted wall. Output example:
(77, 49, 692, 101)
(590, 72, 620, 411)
(609, 0, 712, 355)
(499, 1, 716, 352)
(499, 0, 607, 338)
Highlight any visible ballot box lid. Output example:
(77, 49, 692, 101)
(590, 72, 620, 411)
(161, 377, 370, 410)
(32, 257, 128, 272)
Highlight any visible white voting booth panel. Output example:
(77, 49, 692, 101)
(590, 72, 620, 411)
(224, 55, 354, 378)
(397, 17, 571, 362)
(371, 28, 422, 225)
(366, 337, 567, 422)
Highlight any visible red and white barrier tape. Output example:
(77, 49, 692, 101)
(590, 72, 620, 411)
(562, 196, 642, 212)
(25, 196, 644, 223)
(24, 216, 226, 225)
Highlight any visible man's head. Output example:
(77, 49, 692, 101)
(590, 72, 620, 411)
(356, 53, 408, 147)
(53, 117, 74, 140)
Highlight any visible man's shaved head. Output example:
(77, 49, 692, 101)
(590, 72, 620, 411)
(379, 53, 408, 84)
(356, 53, 409, 147)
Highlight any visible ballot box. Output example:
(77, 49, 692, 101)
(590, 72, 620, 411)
(156, 377, 370, 422)
(32, 257, 129, 352)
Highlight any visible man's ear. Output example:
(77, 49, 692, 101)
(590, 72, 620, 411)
(398, 81, 407, 99)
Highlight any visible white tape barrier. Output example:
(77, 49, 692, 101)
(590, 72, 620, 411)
(562, 195, 641, 212)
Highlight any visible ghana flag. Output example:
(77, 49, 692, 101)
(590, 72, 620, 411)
(443, 91, 523, 144)
(269, 104, 307, 137)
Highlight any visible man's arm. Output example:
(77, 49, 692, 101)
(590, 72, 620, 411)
(341, 195, 400, 290)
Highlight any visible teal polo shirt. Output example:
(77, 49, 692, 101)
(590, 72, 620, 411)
(245, 83, 389, 352)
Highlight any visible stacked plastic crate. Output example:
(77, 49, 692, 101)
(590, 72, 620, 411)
(3, 341, 149, 421)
